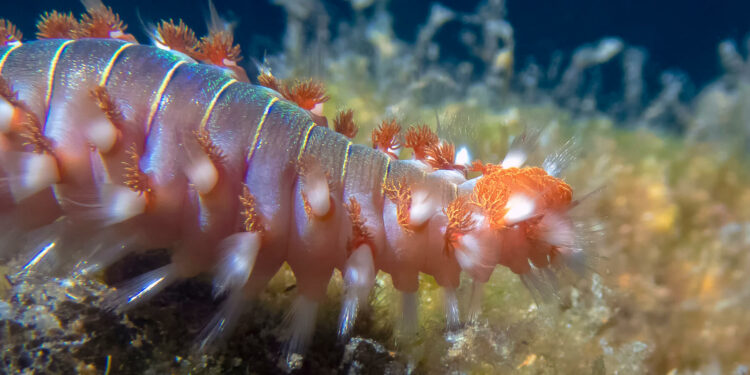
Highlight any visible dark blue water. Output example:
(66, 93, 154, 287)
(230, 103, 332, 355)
(3, 0, 749, 91)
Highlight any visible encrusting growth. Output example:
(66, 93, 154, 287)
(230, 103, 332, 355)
(36, 11, 79, 40)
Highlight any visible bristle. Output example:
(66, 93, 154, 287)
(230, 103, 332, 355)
(257, 72, 282, 92)
(156, 19, 199, 57)
(280, 79, 329, 112)
(443, 288, 460, 331)
(37, 11, 79, 39)
(193, 129, 225, 165)
(239, 184, 263, 233)
(100, 263, 178, 312)
(88, 86, 121, 152)
(298, 156, 331, 218)
(467, 280, 484, 323)
(502, 128, 540, 169)
(0, 99, 14, 133)
(0, 76, 20, 133)
(99, 184, 147, 225)
(71, 231, 141, 276)
(90, 86, 123, 128)
(195, 290, 246, 353)
(212, 232, 261, 298)
(280, 295, 319, 372)
(384, 178, 412, 230)
(542, 139, 577, 177)
(0, 19, 23, 46)
(122, 143, 150, 195)
(371, 119, 401, 158)
(333, 109, 358, 139)
(78, 1, 134, 42)
(6, 152, 60, 202)
(408, 188, 437, 227)
(338, 243, 376, 340)
(398, 291, 418, 339)
(404, 124, 438, 160)
(344, 197, 373, 254)
(0, 75, 20, 106)
(444, 195, 475, 254)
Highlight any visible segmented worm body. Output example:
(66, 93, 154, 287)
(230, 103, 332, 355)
(0, 13, 585, 368)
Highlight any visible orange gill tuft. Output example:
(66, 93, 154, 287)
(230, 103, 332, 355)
(371, 119, 401, 158)
(0, 19, 22, 46)
(156, 19, 199, 57)
(36, 11, 79, 40)
(404, 124, 438, 160)
(333, 109, 358, 139)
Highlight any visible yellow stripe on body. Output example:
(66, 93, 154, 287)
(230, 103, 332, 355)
(99, 43, 134, 86)
(381, 157, 391, 196)
(45, 40, 75, 108)
(0, 43, 21, 74)
(340, 141, 352, 186)
(145, 60, 186, 134)
(199, 79, 237, 131)
(296, 122, 316, 162)
(247, 97, 279, 161)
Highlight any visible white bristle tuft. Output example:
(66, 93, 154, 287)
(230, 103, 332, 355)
(0, 99, 14, 133)
(10, 153, 60, 202)
(100, 264, 178, 312)
(444, 288, 460, 331)
(502, 129, 539, 169)
(399, 292, 419, 339)
(280, 295, 319, 372)
(338, 244, 376, 340)
(409, 189, 435, 227)
(302, 171, 330, 218)
(212, 232, 261, 298)
(86, 117, 118, 153)
(504, 194, 536, 224)
(455, 146, 470, 166)
(101, 185, 147, 225)
(542, 139, 577, 177)
(194, 291, 246, 353)
(467, 280, 484, 323)
(185, 155, 219, 195)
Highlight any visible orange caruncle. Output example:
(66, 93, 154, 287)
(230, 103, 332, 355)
(472, 165, 572, 229)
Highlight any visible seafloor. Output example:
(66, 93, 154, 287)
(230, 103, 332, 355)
(2, 0, 750, 374)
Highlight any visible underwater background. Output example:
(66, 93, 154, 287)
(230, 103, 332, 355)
(2, 0, 750, 373)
